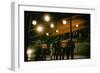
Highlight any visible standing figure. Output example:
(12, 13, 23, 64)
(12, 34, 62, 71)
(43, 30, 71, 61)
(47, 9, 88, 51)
(41, 43, 48, 60)
(54, 41, 61, 60)
(61, 41, 67, 60)
(49, 43, 54, 60)
(71, 41, 75, 59)
(67, 40, 75, 59)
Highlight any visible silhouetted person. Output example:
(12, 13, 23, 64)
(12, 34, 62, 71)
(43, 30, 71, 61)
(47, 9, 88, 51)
(50, 43, 54, 60)
(61, 42, 67, 60)
(34, 46, 43, 61)
(54, 41, 61, 60)
(41, 43, 48, 60)
(67, 40, 75, 59)
(54, 42, 58, 60)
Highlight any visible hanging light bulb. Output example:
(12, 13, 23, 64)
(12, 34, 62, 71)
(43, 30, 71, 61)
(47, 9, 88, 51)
(37, 26, 43, 32)
(62, 20, 67, 25)
(46, 32, 49, 36)
(50, 23, 54, 28)
(56, 29, 59, 33)
(44, 14, 50, 22)
(75, 24, 79, 28)
(32, 20, 37, 25)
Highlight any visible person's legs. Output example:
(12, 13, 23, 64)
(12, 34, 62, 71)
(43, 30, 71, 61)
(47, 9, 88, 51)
(71, 49, 74, 59)
(54, 50, 56, 60)
(59, 49, 62, 60)
(64, 48, 68, 59)
(50, 51, 52, 60)
(43, 49, 46, 60)
(42, 49, 44, 60)
(67, 48, 70, 59)
(62, 48, 65, 60)
(56, 50, 60, 60)
(67, 53, 70, 59)
(55, 50, 58, 60)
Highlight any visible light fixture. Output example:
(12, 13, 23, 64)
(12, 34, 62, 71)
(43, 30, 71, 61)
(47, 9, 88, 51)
(62, 20, 67, 24)
(44, 14, 50, 22)
(46, 32, 49, 36)
(37, 26, 43, 32)
(27, 48, 33, 60)
(75, 24, 79, 28)
(50, 23, 54, 28)
(27, 48, 33, 55)
(56, 29, 59, 33)
(32, 20, 37, 25)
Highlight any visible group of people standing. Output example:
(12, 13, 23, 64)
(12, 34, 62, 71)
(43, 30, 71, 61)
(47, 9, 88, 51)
(50, 40, 75, 60)
(34, 40, 75, 61)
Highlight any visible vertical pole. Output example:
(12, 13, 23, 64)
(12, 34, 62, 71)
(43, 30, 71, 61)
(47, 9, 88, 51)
(29, 15, 32, 45)
(70, 16, 72, 41)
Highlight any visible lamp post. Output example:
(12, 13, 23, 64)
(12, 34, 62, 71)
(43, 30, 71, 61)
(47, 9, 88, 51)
(75, 24, 79, 40)
(75, 24, 79, 54)
(27, 48, 33, 61)
(69, 16, 72, 41)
